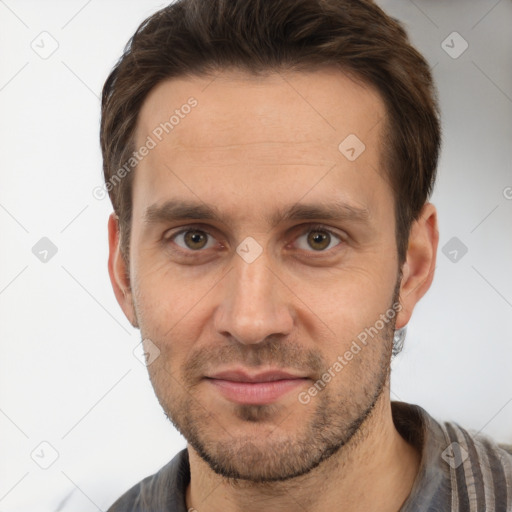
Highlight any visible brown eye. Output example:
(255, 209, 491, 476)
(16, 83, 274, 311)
(307, 230, 331, 251)
(173, 229, 215, 251)
(184, 231, 208, 249)
(295, 226, 342, 252)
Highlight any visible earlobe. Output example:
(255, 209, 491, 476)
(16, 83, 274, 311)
(395, 203, 439, 329)
(107, 213, 138, 328)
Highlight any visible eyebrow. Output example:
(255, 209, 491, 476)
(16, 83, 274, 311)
(143, 199, 370, 228)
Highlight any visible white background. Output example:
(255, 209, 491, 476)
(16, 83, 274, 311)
(0, 0, 511, 510)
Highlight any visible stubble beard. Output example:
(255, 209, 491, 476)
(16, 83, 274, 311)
(143, 288, 399, 483)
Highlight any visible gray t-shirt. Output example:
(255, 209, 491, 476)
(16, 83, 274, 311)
(107, 402, 512, 511)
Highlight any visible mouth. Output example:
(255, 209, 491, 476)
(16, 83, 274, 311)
(204, 369, 309, 405)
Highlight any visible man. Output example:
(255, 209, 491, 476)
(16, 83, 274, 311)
(101, 0, 512, 510)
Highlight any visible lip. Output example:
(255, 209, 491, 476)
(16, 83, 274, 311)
(205, 369, 308, 405)
(208, 369, 306, 383)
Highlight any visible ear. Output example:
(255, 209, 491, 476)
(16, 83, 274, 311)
(395, 203, 438, 329)
(107, 213, 138, 328)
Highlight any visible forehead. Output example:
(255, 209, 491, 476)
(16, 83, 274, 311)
(136, 68, 385, 148)
(132, 68, 390, 223)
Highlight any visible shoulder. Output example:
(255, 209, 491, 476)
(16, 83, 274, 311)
(107, 448, 190, 512)
(436, 419, 512, 511)
(499, 443, 512, 457)
(392, 401, 512, 512)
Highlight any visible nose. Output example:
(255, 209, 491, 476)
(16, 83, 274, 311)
(213, 249, 294, 346)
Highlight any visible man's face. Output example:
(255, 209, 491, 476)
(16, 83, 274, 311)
(125, 69, 403, 481)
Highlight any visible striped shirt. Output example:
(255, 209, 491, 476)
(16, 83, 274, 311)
(108, 401, 512, 511)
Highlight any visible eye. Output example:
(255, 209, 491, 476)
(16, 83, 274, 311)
(165, 225, 344, 256)
(294, 225, 343, 252)
(171, 229, 217, 251)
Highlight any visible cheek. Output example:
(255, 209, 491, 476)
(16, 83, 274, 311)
(295, 270, 397, 364)
(131, 259, 218, 352)
(295, 260, 394, 321)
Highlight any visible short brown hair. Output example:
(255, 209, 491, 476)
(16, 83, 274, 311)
(100, 0, 440, 265)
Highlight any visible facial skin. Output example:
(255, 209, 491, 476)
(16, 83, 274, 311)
(108, 69, 438, 512)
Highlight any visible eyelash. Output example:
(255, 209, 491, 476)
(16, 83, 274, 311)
(163, 223, 345, 256)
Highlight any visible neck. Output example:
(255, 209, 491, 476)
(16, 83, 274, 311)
(186, 391, 421, 512)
